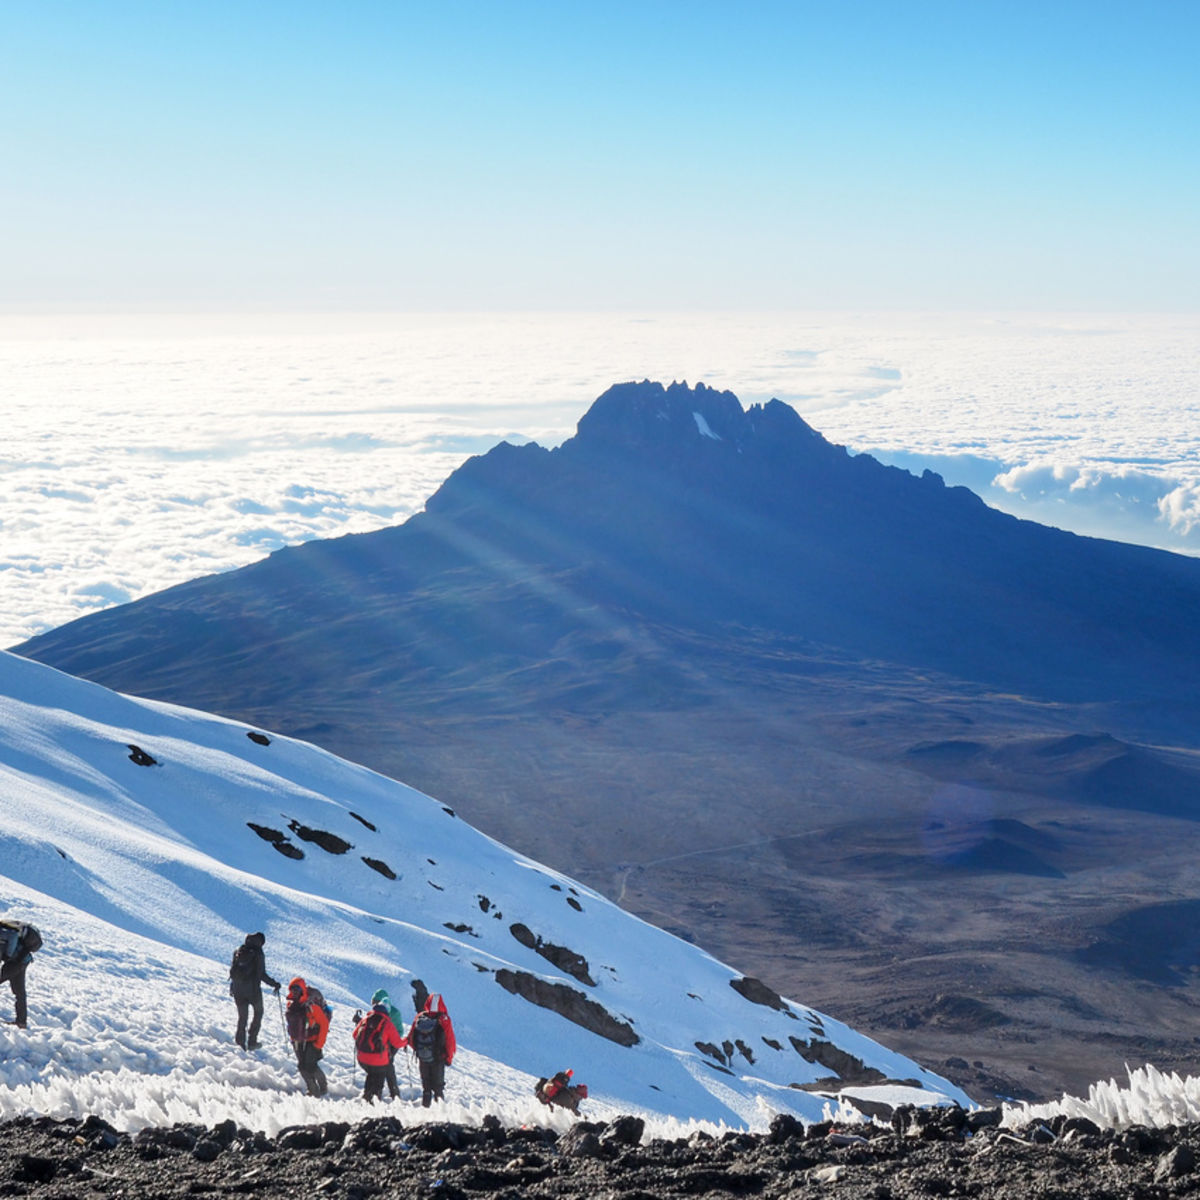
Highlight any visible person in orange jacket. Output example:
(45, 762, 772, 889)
(353, 1002, 406, 1104)
(285, 977, 330, 1097)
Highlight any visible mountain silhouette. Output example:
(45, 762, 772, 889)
(16, 379, 1200, 717)
(15, 380, 1200, 1103)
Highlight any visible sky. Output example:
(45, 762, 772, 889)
(2, 1, 1197, 310)
(1, 6, 1197, 644)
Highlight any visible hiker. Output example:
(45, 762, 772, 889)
(285, 977, 330, 1097)
(535, 1068, 588, 1115)
(353, 1001, 406, 1104)
(0, 920, 42, 1029)
(371, 988, 406, 1099)
(228, 931, 280, 1050)
(407, 991, 455, 1107)
(411, 977, 429, 1014)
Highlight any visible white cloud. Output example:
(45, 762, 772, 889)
(981, 459, 1200, 549)
(1159, 484, 1200, 536)
(993, 461, 1172, 506)
(0, 311, 1197, 646)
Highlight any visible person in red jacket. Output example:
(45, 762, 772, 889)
(407, 992, 456, 1107)
(353, 1002, 406, 1104)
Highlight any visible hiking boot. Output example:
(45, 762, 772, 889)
(247, 1041, 261, 1050)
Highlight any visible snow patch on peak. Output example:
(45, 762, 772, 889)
(693, 411, 721, 441)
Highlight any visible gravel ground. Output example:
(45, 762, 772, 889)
(4, 1106, 1200, 1199)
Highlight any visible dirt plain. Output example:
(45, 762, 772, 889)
(308, 648, 1200, 1108)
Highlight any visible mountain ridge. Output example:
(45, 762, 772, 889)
(14, 380, 1200, 1102)
(19, 379, 1200, 716)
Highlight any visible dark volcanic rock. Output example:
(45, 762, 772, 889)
(362, 855, 397, 879)
(286, 821, 352, 855)
(509, 922, 596, 986)
(493, 968, 638, 1045)
(127, 744, 157, 766)
(730, 975, 793, 1013)
(2, 1112, 1197, 1200)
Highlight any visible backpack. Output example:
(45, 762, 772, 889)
(411, 1012, 440, 1063)
(306, 985, 332, 1050)
(354, 1011, 388, 1058)
(229, 944, 256, 983)
(0, 922, 41, 962)
(536, 1071, 587, 1110)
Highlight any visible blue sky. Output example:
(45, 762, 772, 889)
(2, 1, 1196, 309)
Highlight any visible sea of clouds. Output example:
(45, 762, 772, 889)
(1, 310, 1197, 646)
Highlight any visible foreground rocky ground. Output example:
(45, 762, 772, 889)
(4, 1106, 1200, 1199)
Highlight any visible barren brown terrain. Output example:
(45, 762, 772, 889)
(279, 638, 1200, 1107)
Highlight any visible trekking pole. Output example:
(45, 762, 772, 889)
(277, 990, 287, 1043)
(352, 1008, 362, 1094)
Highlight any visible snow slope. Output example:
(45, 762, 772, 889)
(0, 650, 968, 1132)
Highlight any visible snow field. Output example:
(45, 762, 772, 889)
(0, 878, 739, 1139)
(0, 648, 967, 1129)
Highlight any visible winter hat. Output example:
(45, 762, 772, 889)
(371, 988, 390, 1007)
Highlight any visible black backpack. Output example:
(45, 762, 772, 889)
(411, 1012, 439, 1063)
(355, 1011, 387, 1057)
(0, 922, 41, 961)
(229, 944, 257, 983)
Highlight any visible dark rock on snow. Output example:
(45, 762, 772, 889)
(493, 967, 639, 1046)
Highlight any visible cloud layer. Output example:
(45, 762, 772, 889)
(1, 311, 1197, 646)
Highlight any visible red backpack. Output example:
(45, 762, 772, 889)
(354, 1010, 389, 1060)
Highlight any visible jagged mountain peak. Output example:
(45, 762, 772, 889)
(569, 378, 833, 463)
(424, 380, 849, 530)
(575, 379, 746, 449)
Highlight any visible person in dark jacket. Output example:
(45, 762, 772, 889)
(353, 1002, 406, 1103)
(0, 921, 38, 1030)
(411, 977, 429, 1015)
(536, 1069, 588, 1115)
(228, 931, 280, 1050)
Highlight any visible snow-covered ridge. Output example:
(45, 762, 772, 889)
(0, 649, 966, 1131)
